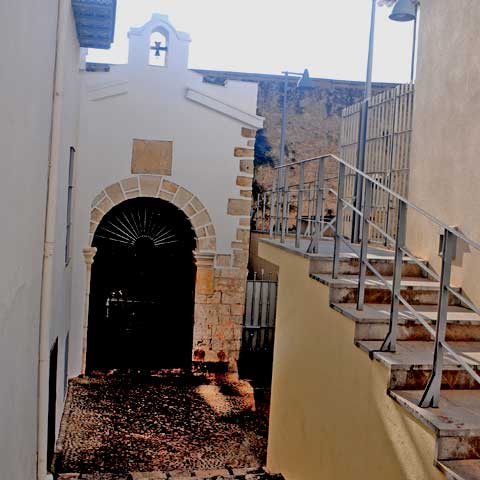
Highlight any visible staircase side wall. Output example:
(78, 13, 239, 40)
(259, 241, 444, 480)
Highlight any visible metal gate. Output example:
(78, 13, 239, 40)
(340, 83, 414, 242)
(239, 275, 278, 382)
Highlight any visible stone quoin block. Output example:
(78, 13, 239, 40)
(131, 139, 173, 175)
(125, 189, 140, 199)
(91, 208, 103, 223)
(173, 187, 193, 209)
(91, 191, 106, 207)
(227, 199, 251, 216)
(191, 209, 211, 228)
(232, 241, 248, 250)
(121, 176, 139, 192)
(236, 229, 250, 243)
(105, 182, 125, 204)
(234, 147, 254, 158)
(205, 224, 215, 236)
(198, 237, 216, 251)
(195, 252, 215, 295)
(239, 159, 254, 174)
(96, 195, 113, 213)
(161, 179, 178, 194)
(241, 127, 256, 138)
(240, 190, 252, 198)
(158, 190, 174, 202)
(183, 203, 196, 218)
(239, 217, 250, 227)
(233, 249, 249, 268)
(247, 139, 255, 147)
(236, 176, 253, 188)
(139, 175, 162, 196)
(216, 254, 231, 267)
(190, 196, 204, 212)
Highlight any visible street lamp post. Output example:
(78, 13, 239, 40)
(351, 0, 377, 243)
(275, 69, 314, 234)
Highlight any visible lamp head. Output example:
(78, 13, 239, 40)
(389, 0, 418, 22)
(296, 69, 315, 89)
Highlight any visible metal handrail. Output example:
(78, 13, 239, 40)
(275, 154, 480, 252)
(259, 153, 480, 408)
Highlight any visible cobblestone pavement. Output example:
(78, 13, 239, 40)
(56, 373, 271, 477)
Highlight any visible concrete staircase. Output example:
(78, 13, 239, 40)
(310, 250, 480, 480)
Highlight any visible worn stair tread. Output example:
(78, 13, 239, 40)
(311, 273, 455, 289)
(332, 304, 479, 325)
(438, 460, 480, 480)
(390, 390, 480, 437)
(357, 340, 480, 369)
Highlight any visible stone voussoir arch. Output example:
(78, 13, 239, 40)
(88, 175, 216, 253)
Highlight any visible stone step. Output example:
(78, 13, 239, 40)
(311, 273, 462, 306)
(437, 460, 480, 480)
(357, 340, 480, 389)
(309, 254, 426, 278)
(390, 390, 480, 460)
(333, 304, 480, 342)
(127, 468, 284, 479)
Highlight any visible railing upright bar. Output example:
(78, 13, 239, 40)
(255, 193, 260, 230)
(275, 169, 282, 236)
(280, 169, 289, 244)
(357, 180, 373, 310)
(380, 200, 407, 352)
(307, 157, 325, 254)
(262, 191, 267, 232)
(332, 162, 346, 279)
(295, 164, 305, 249)
(419, 229, 457, 408)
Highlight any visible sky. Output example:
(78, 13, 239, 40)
(88, 0, 416, 84)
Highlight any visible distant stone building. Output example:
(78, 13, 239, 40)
(196, 70, 395, 191)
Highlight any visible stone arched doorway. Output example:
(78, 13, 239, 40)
(86, 196, 197, 371)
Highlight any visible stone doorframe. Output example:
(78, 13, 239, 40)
(80, 175, 216, 374)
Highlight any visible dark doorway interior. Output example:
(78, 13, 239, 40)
(86, 197, 197, 372)
(47, 338, 58, 471)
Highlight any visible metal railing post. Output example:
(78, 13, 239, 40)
(275, 168, 282, 235)
(295, 164, 305, 248)
(269, 190, 275, 238)
(280, 169, 289, 244)
(255, 193, 260, 231)
(262, 191, 267, 232)
(357, 179, 373, 310)
(419, 229, 457, 408)
(380, 200, 407, 352)
(307, 157, 325, 254)
(332, 162, 346, 279)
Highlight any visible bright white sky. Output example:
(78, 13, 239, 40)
(88, 0, 416, 83)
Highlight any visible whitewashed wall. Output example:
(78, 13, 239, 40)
(0, 1, 82, 479)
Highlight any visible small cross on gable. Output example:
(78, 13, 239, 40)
(150, 41, 167, 57)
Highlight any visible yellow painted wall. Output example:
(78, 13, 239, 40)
(407, 0, 480, 304)
(249, 232, 279, 279)
(259, 241, 444, 480)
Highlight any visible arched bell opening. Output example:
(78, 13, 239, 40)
(86, 196, 196, 372)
